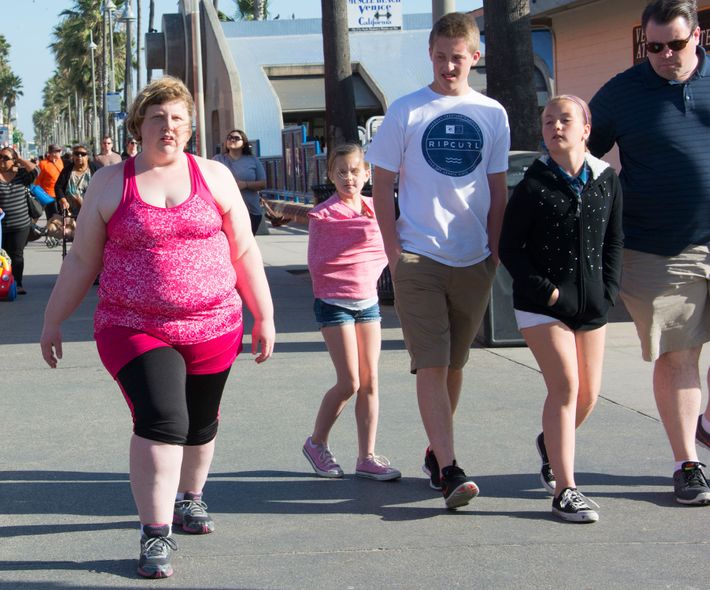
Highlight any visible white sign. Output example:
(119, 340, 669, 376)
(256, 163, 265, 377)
(106, 92, 122, 113)
(0, 125, 9, 147)
(348, 0, 403, 31)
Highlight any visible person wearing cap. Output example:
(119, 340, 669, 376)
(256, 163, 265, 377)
(35, 144, 64, 217)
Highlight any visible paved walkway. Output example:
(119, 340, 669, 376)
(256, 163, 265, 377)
(0, 226, 708, 589)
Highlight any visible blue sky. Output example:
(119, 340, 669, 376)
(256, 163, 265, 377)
(4, 0, 482, 141)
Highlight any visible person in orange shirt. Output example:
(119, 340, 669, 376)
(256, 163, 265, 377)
(35, 144, 64, 217)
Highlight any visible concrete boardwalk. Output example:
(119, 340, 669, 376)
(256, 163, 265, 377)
(1, 226, 708, 589)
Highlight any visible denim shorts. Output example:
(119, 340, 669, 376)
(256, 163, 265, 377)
(313, 299, 381, 328)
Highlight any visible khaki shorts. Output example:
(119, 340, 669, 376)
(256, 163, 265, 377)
(620, 245, 710, 362)
(394, 251, 496, 373)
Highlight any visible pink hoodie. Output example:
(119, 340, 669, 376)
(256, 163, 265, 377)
(307, 194, 387, 300)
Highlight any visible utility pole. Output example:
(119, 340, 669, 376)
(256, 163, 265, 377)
(321, 0, 358, 151)
(186, 0, 206, 157)
(432, 0, 456, 24)
(102, 4, 109, 137)
(137, 0, 142, 90)
(148, 0, 155, 82)
(89, 32, 99, 155)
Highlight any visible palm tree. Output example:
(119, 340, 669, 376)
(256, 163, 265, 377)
(481, 0, 539, 150)
(34, 0, 129, 145)
(0, 35, 10, 63)
(0, 70, 23, 124)
(236, 0, 269, 20)
(0, 35, 23, 126)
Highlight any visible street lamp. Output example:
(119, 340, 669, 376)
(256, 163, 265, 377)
(106, 0, 117, 93)
(101, 0, 117, 142)
(120, 1, 135, 113)
(89, 33, 99, 155)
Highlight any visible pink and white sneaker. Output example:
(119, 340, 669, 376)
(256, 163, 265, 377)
(355, 455, 402, 481)
(302, 436, 344, 478)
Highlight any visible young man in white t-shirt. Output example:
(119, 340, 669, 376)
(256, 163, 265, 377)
(366, 11, 510, 510)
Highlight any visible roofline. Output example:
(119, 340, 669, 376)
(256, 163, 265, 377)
(530, 0, 603, 17)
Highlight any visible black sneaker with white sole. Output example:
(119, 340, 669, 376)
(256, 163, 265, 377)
(422, 447, 442, 490)
(441, 462, 479, 509)
(536, 432, 556, 494)
(673, 461, 710, 506)
(551, 487, 599, 523)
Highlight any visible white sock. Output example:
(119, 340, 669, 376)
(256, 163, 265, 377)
(175, 492, 185, 502)
(702, 415, 710, 432)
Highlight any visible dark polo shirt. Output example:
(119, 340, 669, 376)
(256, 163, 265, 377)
(589, 48, 710, 256)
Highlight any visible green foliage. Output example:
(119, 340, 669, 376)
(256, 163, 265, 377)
(0, 34, 23, 124)
(236, 0, 270, 20)
(12, 127, 24, 146)
(36, 0, 129, 144)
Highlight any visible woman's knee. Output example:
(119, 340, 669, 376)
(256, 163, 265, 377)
(184, 421, 219, 446)
(544, 377, 580, 404)
(336, 378, 359, 398)
(134, 413, 190, 444)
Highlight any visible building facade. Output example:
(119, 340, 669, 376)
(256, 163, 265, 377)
(530, 0, 710, 166)
(147, 1, 554, 159)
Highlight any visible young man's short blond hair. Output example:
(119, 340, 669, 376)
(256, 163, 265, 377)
(428, 12, 480, 54)
(126, 76, 194, 141)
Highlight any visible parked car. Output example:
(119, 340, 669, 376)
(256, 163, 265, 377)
(507, 150, 541, 197)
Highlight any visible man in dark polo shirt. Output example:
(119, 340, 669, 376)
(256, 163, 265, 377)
(589, 0, 710, 506)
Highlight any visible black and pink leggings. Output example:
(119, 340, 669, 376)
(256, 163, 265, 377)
(96, 326, 243, 445)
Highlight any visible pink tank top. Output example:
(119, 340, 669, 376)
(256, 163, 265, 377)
(94, 153, 243, 343)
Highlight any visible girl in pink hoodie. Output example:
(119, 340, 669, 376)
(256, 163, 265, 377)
(302, 143, 400, 481)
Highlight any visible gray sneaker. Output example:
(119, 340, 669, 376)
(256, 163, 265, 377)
(673, 461, 710, 506)
(173, 492, 215, 534)
(137, 524, 178, 579)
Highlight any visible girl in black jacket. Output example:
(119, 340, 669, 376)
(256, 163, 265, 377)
(499, 95, 623, 523)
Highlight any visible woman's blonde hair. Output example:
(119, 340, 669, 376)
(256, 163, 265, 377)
(126, 76, 194, 141)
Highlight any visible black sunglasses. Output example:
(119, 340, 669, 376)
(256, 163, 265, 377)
(645, 33, 693, 54)
(73, 152, 88, 157)
(0, 155, 13, 162)
(226, 135, 243, 141)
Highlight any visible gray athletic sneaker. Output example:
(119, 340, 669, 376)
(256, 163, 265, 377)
(137, 524, 178, 579)
(673, 461, 710, 506)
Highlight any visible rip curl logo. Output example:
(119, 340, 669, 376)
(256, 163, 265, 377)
(421, 114, 484, 177)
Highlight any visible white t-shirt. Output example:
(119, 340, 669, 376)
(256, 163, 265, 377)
(366, 86, 510, 267)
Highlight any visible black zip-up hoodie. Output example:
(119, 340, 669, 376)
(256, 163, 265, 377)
(499, 153, 624, 331)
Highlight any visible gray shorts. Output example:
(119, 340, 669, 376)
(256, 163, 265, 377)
(620, 244, 710, 362)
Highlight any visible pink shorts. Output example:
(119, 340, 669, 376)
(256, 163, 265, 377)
(95, 325, 244, 379)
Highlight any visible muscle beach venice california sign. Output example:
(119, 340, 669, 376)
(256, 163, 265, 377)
(348, 0, 403, 31)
